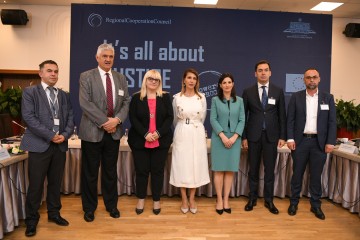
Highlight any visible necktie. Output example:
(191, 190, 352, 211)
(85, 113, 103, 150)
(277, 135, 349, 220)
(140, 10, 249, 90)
(261, 86, 267, 109)
(261, 86, 267, 129)
(106, 73, 114, 117)
(48, 86, 59, 132)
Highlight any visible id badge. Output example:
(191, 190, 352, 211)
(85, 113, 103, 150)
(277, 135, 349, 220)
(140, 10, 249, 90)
(54, 118, 60, 125)
(320, 104, 329, 110)
(118, 89, 124, 96)
(268, 98, 276, 105)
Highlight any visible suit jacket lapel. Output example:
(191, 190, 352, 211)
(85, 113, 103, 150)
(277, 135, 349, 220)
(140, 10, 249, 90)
(266, 83, 273, 110)
(317, 91, 323, 117)
(112, 70, 120, 110)
(220, 98, 230, 118)
(57, 91, 66, 130)
(38, 85, 53, 116)
(94, 69, 107, 106)
(252, 84, 262, 109)
(143, 96, 150, 122)
(57, 90, 62, 118)
(155, 96, 160, 116)
(301, 90, 307, 116)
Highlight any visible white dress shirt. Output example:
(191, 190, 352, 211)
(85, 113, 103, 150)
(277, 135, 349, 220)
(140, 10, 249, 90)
(304, 90, 318, 134)
(98, 66, 115, 106)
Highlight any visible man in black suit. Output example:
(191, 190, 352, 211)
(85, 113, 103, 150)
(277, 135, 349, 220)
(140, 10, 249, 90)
(242, 60, 286, 214)
(20, 60, 74, 237)
(287, 68, 336, 220)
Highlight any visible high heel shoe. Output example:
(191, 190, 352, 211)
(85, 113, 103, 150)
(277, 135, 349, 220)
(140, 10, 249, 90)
(223, 208, 231, 214)
(216, 208, 224, 215)
(153, 208, 161, 215)
(190, 207, 197, 214)
(135, 208, 144, 215)
(189, 200, 197, 214)
(136, 199, 145, 215)
(215, 199, 224, 215)
(180, 207, 189, 214)
(153, 201, 161, 215)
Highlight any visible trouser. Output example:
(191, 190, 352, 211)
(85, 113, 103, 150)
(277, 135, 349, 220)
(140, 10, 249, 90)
(290, 137, 326, 208)
(81, 132, 120, 212)
(247, 130, 277, 202)
(25, 143, 66, 226)
(132, 147, 169, 201)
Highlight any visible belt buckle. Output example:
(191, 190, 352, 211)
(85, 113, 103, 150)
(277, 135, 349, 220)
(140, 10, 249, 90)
(304, 134, 315, 138)
(185, 118, 190, 124)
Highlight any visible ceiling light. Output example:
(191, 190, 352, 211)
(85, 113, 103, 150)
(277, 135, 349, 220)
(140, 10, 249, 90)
(194, 0, 218, 5)
(311, 2, 344, 11)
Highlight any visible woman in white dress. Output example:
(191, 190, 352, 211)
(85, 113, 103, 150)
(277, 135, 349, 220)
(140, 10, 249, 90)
(170, 68, 210, 214)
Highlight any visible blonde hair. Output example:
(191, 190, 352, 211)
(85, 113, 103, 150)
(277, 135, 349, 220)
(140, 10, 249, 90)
(139, 69, 164, 100)
(180, 68, 202, 99)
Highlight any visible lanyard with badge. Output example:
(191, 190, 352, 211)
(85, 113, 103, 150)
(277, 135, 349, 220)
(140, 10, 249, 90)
(47, 88, 60, 132)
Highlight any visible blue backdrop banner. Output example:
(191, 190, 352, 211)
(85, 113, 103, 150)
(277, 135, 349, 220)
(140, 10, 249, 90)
(70, 4, 332, 133)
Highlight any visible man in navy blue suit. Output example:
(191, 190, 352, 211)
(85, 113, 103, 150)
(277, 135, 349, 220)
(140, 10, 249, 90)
(21, 60, 74, 237)
(242, 60, 287, 214)
(287, 68, 336, 220)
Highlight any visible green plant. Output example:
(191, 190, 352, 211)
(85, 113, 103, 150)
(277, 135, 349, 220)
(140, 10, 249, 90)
(0, 87, 22, 118)
(335, 99, 360, 133)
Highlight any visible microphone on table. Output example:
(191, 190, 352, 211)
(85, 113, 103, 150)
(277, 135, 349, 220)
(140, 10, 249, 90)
(12, 120, 26, 139)
(12, 120, 26, 130)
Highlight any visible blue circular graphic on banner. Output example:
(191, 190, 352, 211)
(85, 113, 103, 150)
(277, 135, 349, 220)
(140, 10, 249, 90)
(88, 13, 103, 27)
(198, 70, 221, 110)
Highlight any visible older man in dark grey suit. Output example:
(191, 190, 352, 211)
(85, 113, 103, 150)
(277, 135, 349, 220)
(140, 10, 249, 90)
(79, 43, 130, 222)
(287, 68, 336, 220)
(21, 60, 74, 237)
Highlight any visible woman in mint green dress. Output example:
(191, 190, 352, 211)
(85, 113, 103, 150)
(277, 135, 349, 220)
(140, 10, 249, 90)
(210, 73, 245, 215)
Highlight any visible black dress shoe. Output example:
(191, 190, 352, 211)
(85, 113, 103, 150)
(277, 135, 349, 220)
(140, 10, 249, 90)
(216, 208, 224, 215)
(264, 201, 279, 214)
(48, 215, 69, 226)
(109, 208, 120, 218)
(244, 199, 257, 211)
(84, 211, 94, 222)
(311, 207, 325, 220)
(153, 208, 161, 215)
(224, 208, 231, 214)
(135, 208, 144, 215)
(25, 225, 36, 237)
(288, 204, 298, 216)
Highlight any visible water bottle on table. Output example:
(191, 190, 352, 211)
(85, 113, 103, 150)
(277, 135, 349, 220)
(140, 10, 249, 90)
(123, 128, 128, 144)
(70, 126, 78, 140)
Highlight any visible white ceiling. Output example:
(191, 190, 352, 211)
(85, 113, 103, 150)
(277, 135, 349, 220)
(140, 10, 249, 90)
(2, 0, 360, 18)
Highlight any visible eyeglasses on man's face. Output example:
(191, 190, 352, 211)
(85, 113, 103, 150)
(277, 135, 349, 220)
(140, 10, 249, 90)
(147, 77, 160, 83)
(305, 76, 319, 80)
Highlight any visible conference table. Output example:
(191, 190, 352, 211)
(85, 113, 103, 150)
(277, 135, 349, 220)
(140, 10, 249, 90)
(328, 149, 360, 214)
(62, 139, 328, 198)
(1, 139, 360, 239)
(0, 153, 28, 240)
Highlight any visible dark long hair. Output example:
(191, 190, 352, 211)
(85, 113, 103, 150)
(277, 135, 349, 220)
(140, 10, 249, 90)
(217, 73, 237, 102)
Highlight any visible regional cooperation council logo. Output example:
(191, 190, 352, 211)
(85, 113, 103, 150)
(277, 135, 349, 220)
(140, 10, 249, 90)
(88, 13, 103, 27)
